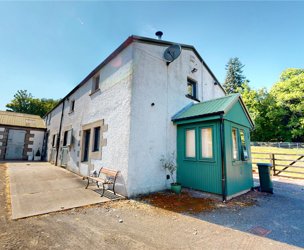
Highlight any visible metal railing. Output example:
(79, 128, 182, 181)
(251, 141, 304, 149)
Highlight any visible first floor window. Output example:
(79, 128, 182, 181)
(93, 127, 100, 152)
(186, 78, 198, 100)
(52, 134, 56, 147)
(92, 74, 100, 93)
(201, 127, 213, 158)
(232, 128, 238, 160)
(186, 129, 196, 158)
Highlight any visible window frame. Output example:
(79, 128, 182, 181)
(239, 129, 249, 161)
(186, 78, 200, 102)
(184, 127, 197, 160)
(91, 74, 100, 94)
(69, 100, 75, 113)
(232, 127, 239, 161)
(92, 127, 101, 152)
(198, 125, 215, 161)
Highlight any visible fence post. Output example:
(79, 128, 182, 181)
(270, 153, 276, 175)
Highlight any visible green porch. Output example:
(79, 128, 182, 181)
(172, 94, 254, 200)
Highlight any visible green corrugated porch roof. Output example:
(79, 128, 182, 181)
(172, 94, 254, 128)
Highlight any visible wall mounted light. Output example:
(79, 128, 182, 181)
(191, 68, 198, 73)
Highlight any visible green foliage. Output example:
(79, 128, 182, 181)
(239, 68, 304, 142)
(6, 90, 59, 117)
(223, 57, 248, 94)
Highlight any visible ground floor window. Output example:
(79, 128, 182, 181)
(82, 129, 91, 162)
(185, 129, 196, 158)
(93, 127, 100, 152)
(232, 128, 239, 160)
(201, 127, 213, 159)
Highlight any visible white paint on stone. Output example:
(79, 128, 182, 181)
(0, 135, 3, 140)
(0, 127, 4, 132)
(46, 38, 225, 197)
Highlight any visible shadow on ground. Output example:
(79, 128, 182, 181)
(139, 176, 304, 248)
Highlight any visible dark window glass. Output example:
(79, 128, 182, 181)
(92, 74, 100, 92)
(52, 135, 56, 147)
(82, 129, 91, 162)
(63, 131, 68, 146)
(93, 127, 100, 152)
(70, 100, 75, 112)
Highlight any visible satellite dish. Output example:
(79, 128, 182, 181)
(164, 44, 181, 64)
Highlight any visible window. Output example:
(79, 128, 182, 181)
(240, 130, 249, 161)
(82, 129, 91, 162)
(232, 128, 238, 160)
(186, 129, 196, 158)
(186, 78, 198, 101)
(201, 128, 213, 158)
(52, 134, 56, 147)
(63, 131, 68, 146)
(93, 127, 100, 152)
(70, 100, 75, 113)
(92, 74, 100, 93)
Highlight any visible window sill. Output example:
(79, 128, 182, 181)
(68, 111, 74, 115)
(89, 88, 100, 96)
(185, 94, 200, 102)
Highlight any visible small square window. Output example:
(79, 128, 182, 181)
(186, 78, 198, 101)
(93, 127, 100, 152)
(92, 74, 100, 93)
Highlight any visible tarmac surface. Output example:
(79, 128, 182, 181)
(200, 175, 304, 248)
(7, 162, 110, 219)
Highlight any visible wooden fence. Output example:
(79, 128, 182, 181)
(251, 152, 304, 179)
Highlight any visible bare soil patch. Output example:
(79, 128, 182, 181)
(138, 189, 258, 214)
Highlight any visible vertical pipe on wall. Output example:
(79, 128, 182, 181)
(220, 115, 227, 202)
(55, 100, 65, 166)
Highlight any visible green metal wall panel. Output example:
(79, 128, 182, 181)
(223, 120, 253, 196)
(224, 100, 252, 128)
(177, 122, 222, 194)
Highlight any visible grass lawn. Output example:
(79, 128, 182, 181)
(251, 146, 304, 178)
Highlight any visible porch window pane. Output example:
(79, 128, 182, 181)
(201, 128, 213, 158)
(186, 129, 196, 158)
(232, 128, 238, 160)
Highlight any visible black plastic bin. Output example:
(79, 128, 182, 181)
(257, 163, 273, 194)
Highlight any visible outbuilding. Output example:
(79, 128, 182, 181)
(173, 94, 254, 200)
(0, 111, 46, 161)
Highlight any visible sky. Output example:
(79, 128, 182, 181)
(0, 1, 303, 110)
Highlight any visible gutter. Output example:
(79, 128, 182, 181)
(55, 99, 65, 166)
(220, 114, 227, 202)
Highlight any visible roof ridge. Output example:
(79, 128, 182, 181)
(195, 93, 239, 106)
(0, 110, 42, 119)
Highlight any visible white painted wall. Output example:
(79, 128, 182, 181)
(127, 41, 225, 196)
(46, 45, 134, 196)
(27, 130, 45, 160)
(46, 38, 225, 197)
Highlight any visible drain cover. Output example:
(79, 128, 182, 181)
(248, 226, 271, 236)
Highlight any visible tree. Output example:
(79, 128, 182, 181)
(269, 68, 304, 141)
(223, 57, 248, 94)
(6, 90, 59, 117)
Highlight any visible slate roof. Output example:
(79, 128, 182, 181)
(172, 94, 253, 128)
(0, 111, 46, 129)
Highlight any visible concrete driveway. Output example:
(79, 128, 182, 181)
(7, 162, 111, 219)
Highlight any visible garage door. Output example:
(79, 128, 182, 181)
(5, 129, 26, 160)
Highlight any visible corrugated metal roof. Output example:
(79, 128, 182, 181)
(172, 94, 240, 121)
(0, 111, 46, 129)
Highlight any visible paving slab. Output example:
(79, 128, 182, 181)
(7, 162, 110, 219)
